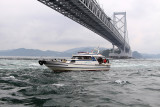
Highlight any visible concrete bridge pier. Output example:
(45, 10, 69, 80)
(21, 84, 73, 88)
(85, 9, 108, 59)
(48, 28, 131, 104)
(112, 44, 115, 53)
(109, 46, 132, 59)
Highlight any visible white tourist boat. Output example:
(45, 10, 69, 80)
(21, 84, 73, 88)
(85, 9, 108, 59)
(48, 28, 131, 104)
(39, 51, 110, 72)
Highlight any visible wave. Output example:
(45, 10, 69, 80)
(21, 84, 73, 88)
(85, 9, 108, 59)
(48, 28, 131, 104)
(144, 88, 160, 92)
(114, 79, 130, 85)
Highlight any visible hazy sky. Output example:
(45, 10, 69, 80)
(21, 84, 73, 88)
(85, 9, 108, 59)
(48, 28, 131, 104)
(0, 0, 160, 54)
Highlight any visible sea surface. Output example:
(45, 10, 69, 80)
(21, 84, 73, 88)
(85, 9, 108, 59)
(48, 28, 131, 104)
(0, 58, 160, 107)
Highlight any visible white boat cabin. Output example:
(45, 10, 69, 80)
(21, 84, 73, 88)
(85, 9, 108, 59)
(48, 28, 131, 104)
(66, 52, 109, 64)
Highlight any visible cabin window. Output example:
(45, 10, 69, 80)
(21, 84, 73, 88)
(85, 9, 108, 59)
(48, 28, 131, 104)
(71, 60, 75, 63)
(83, 56, 92, 60)
(78, 57, 82, 59)
(71, 56, 76, 59)
(71, 56, 92, 60)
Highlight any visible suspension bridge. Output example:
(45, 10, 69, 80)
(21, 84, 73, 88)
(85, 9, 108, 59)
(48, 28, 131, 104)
(37, 0, 132, 58)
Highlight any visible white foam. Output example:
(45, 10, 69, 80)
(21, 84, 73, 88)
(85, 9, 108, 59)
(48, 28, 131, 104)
(29, 63, 39, 66)
(52, 83, 64, 87)
(115, 79, 127, 84)
(9, 76, 15, 79)
(2, 76, 16, 80)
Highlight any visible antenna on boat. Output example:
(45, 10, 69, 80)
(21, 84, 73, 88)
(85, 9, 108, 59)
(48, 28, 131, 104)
(97, 47, 100, 54)
(96, 46, 100, 54)
(93, 47, 100, 54)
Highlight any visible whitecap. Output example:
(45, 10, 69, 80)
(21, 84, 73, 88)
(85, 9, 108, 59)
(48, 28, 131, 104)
(9, 76, 15, 79)
(29, 63, 39, 67)
(2, 76, 16, 80)
(52, 83, 64, 87)
(115, 79, 128, 84)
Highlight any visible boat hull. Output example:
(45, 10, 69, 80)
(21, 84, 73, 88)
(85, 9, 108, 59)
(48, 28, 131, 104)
(41, 60, 110, 72)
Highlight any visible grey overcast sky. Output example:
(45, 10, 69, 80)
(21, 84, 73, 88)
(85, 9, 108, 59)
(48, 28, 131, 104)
(0, 0, 160, 53)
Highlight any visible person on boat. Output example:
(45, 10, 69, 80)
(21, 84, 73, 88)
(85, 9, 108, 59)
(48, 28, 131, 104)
(107, 59, 109, 63)
(103, 58, 107, 63)
(97, 57, 103, 64)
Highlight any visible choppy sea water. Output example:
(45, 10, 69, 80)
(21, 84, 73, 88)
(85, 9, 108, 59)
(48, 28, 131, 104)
(0, 59, 160, 107)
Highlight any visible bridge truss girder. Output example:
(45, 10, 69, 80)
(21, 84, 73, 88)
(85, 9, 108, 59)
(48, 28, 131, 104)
(38, 0, 130, 52)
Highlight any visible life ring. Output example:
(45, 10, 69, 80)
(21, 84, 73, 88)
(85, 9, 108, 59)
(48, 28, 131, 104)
(39, 60, 44, 65)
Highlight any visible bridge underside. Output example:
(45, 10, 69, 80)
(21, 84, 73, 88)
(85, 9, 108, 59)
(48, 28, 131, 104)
(38, 0, 130, 52)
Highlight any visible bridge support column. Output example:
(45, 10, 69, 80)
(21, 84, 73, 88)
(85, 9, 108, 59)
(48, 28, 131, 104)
(112, 44, 115, 53)
(109, 48, 132, 59)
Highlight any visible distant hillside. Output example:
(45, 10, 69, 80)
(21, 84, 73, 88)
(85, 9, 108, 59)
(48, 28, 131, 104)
(132, 51, 143, 59)
(132, 51, 160, 59)
(142, 53, 160, 59)
(64, 47, 107, 54)
(101, 49, 110, 57)
(0, 48, 71, 57)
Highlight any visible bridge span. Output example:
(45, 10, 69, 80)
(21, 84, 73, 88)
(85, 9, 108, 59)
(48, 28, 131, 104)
(38, 0, 132, 58)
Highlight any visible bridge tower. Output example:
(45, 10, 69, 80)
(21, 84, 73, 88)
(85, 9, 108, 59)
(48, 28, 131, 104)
(109, 12, 132, 58)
